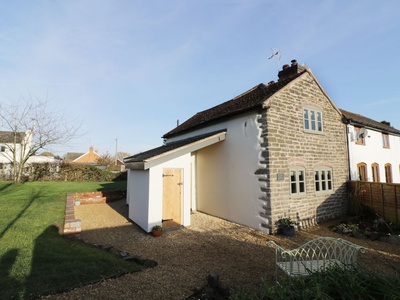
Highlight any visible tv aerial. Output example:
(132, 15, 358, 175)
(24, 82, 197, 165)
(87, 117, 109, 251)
(268, 48, 281, 71)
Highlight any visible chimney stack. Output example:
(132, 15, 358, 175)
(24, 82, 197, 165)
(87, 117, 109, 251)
(278, 59, 299, 81)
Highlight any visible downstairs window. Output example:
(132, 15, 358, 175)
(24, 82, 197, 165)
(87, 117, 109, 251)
(315, 167, 333, 193)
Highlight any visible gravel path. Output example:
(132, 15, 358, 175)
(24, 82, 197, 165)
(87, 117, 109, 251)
(42, 199, 400, 300)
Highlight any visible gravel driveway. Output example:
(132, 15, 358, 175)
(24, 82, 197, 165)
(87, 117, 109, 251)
(42, 199, 400, 300)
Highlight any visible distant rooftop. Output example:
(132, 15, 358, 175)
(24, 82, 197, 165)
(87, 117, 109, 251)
(0, 131, 25, 144)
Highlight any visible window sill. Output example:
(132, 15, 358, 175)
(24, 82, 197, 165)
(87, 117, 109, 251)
(303, 130, 324, 135)
(315, 191, 333, 196)
(290, 193, 306, 198)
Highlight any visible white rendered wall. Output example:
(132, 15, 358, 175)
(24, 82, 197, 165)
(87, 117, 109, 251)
(127, 169, 150, 231)
(146, 153, 192, 232)
(0, 130, 32, 163)
(347, 124, 400, 183)
(167, 112, 266, 232)
(0, 143, 22, 163)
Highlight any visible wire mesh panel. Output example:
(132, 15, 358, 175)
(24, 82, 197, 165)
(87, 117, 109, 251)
(268, 237, 366, 279)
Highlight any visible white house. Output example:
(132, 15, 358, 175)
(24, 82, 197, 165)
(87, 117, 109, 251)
(0, 130, 32, 163)
(0, 130, 58, 180)
(341, 109, 400, 183)
(124, 62, 349, 233)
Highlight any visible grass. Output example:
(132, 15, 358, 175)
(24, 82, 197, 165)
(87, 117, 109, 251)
(0, 181, 142, 300)
(232, 266, 400, 300)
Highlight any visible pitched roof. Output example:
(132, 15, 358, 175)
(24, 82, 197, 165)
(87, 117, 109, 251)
(0, 131, 25, 144)
(163, 66, 306, 138)
(340, 109, 400, 135)
(64, 152, 84, 162)
(124, 129, 226, 169)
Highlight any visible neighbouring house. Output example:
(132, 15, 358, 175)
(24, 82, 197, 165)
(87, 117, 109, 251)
(0, 130, 29, 179)
(124, 61, 349, 234)
(64, 146, 101, 165)
(341, 109, 400, 183)
(27, 155, 59, 163)
(0, 130, 31, 161)
(114, 158, 126, 172)
(0, 130, 59, 180)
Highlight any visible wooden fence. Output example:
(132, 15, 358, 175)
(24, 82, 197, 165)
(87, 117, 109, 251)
(348, 181, 400, 224)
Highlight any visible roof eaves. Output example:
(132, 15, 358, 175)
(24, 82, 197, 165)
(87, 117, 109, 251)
(163, 105, 264, 139)
(162, 78, 300, 139)
(124, 129, 227, 170)
(340, 109, 400, 135)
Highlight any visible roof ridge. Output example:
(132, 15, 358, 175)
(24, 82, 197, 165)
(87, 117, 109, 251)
(163, 70, 305, 139)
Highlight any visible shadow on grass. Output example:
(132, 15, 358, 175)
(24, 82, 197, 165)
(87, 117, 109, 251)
(24, 225, 143, 299)
(0, 249, 22, 300)
(98, 180, 127, 192)
(0, 182, 14, 194)
(0, 192, 37, 239)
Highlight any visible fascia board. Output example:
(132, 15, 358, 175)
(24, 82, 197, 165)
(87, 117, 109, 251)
(143, 131, 226, 170)
(124, 161, 145, 170)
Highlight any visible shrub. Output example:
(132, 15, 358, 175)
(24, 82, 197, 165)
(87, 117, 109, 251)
(58, 162, 124, 182)
(231, 266, 400, 299)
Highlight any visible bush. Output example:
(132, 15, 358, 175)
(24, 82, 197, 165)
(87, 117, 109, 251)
(0, 162, 126, 182)
(232, 266, 400, 299)
(58, 162, 124, 182)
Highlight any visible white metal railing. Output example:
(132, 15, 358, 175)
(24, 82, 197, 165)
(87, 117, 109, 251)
(268, 237, 366, 279)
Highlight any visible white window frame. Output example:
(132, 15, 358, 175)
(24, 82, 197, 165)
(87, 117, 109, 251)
(315, 167, 333, 194)
(290, 167, 306, 196)
(303, 107, 323, 133)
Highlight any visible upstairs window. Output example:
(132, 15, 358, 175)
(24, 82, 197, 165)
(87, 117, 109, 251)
(382, 133, 390, 148)
(385, 163, 392, 183)
(315, 167, 333, 193)
(303, 107, 323, 133)
(357, 162, 367, 181)
(372, 163, 380, 182)
(354, 127, 365, 145)
(0, 146, 5, 152)
(290, 168, 306, 196)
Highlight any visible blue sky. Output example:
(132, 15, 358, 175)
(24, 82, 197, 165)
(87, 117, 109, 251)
(1, 1, 399, 157)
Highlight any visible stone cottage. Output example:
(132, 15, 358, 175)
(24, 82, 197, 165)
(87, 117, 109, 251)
(124, 62, 349, 233)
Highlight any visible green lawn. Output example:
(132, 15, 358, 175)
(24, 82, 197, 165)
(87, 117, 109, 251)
(0, 181, 142, 300)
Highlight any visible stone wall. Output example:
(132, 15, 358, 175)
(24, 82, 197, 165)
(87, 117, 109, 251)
(258, 72, 348, 232)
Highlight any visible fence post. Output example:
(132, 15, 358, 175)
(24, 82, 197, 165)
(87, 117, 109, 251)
(369, 182, 372, 207)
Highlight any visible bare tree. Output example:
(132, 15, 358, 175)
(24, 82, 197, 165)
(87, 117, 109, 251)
(97, 152, 114, 167)
(0, 96, 80, 183)
(115, 152, 131, 161)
